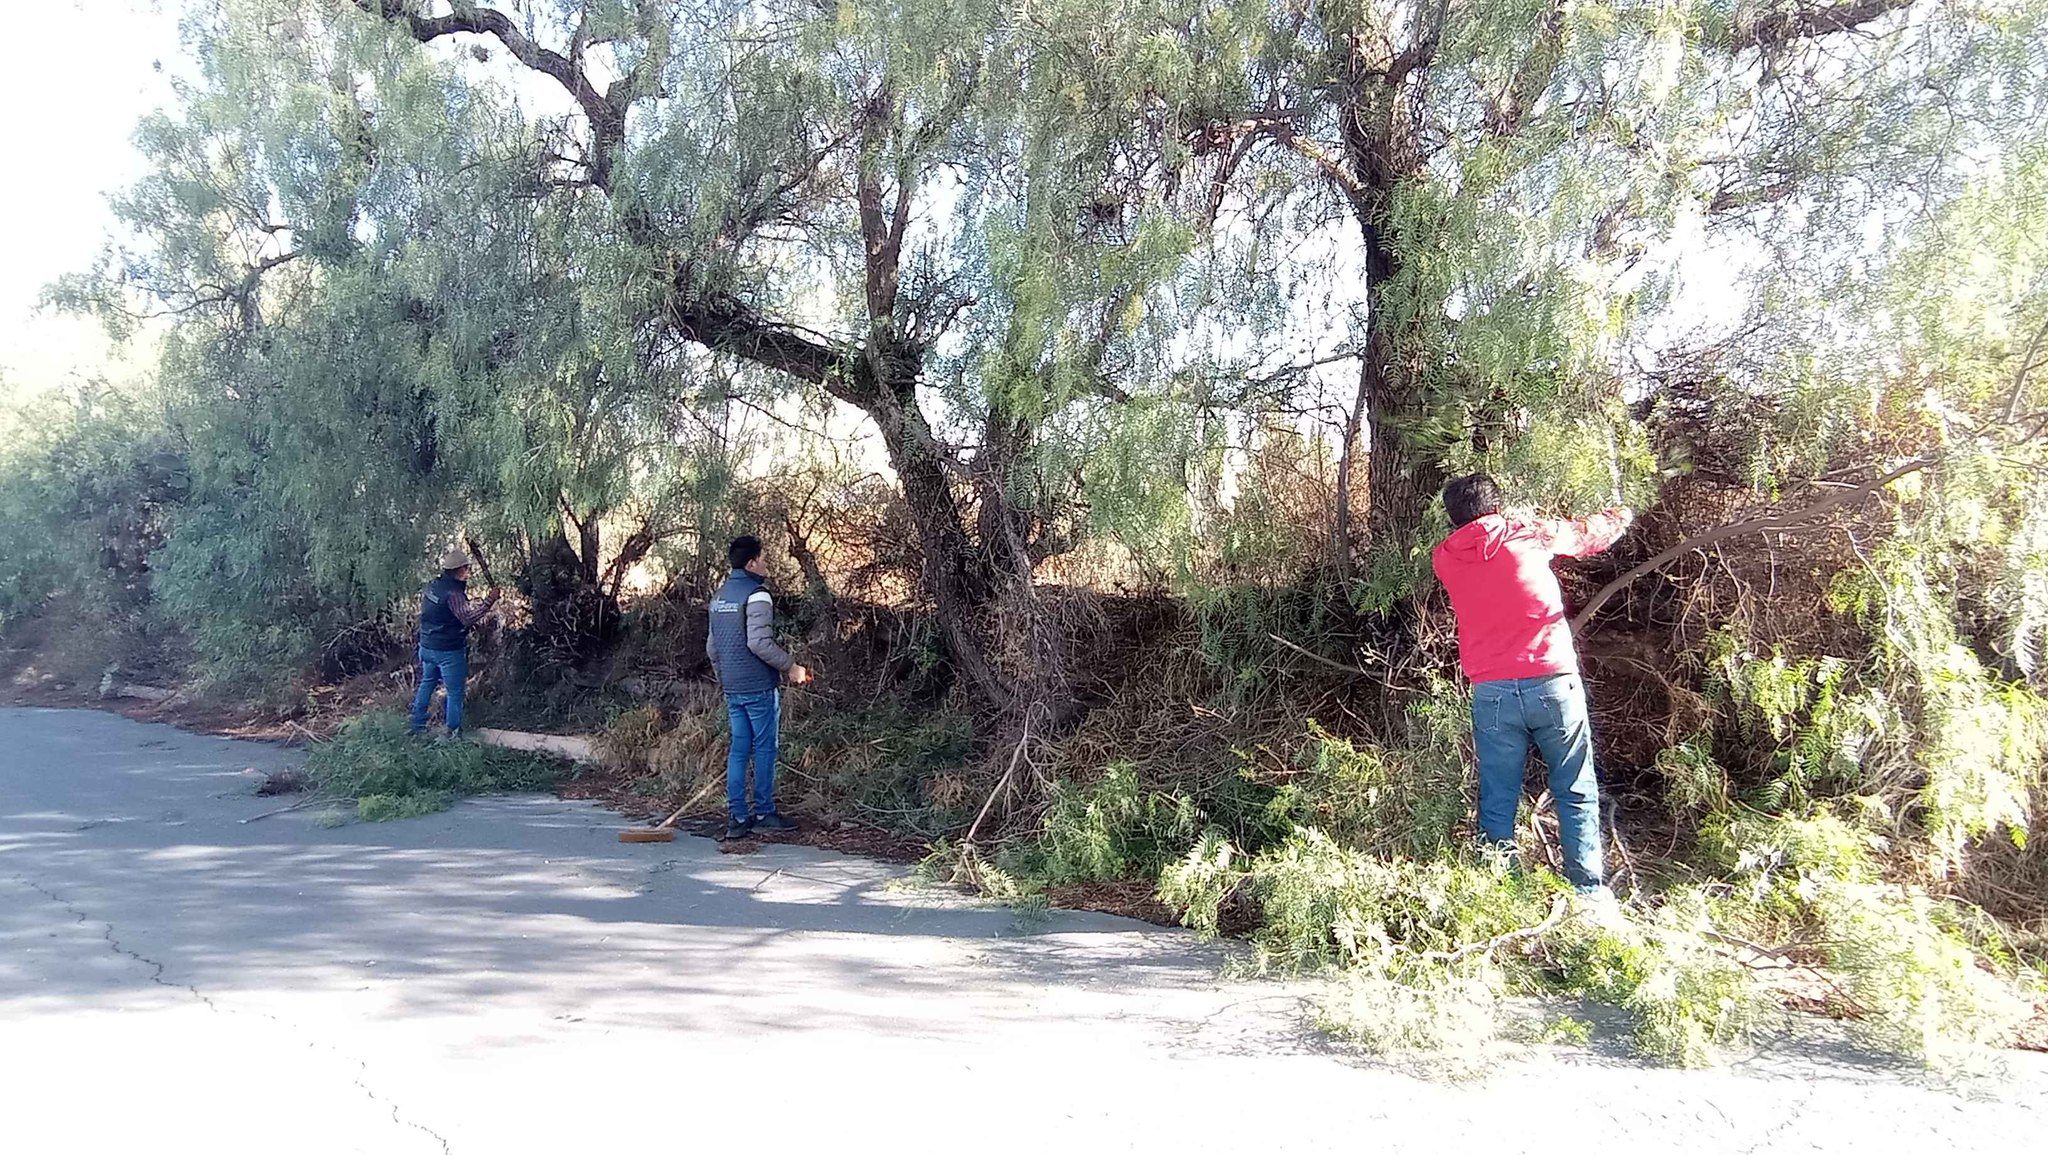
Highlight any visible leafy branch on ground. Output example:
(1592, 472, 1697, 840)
(302, 712, 570, 822)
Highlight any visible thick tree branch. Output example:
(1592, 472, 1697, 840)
(1390, 0, 1454, 84)
(856, 88, 904, 333)
(1729, 0, 1921, 51)
(1706, 171, 1800, 217)
(664, 289, 875, 403)
(1276, 129, 1371, 219)
(2002, 312, 2048, 425)
(358, 1, 626, 187)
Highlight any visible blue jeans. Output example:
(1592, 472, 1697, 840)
(408, 647, 469, 735)
(1471, 673, 1605, 889)
(725, 689, 781, 822)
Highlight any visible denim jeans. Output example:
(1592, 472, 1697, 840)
(408, 646, 469, 735)
(725, 689, 781, 823)
(1471, 673, 1605, 889)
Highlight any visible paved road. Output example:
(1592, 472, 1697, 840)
(1, 707, 2040, 1153)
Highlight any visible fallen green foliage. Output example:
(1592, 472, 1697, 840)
(303, 712, 569, 822)
(1160, 826, 1792, 1067)
(357, 791, 456, 823)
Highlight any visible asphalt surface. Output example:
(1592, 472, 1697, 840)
(1, 706, 2041, 1153)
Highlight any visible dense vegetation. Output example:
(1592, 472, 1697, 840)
(4, 0, 2046, 1067)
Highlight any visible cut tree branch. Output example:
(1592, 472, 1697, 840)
(1417, 896, 1569, 963)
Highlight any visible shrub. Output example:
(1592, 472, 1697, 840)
(644, 708, 731, 799)
(780, 704, 975, 835)
(0, 383, 181, 634)
(595, 705, 667, 772)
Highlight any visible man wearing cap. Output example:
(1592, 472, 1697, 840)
(706, 534, 813, 840)
(409, 546, 500, 740)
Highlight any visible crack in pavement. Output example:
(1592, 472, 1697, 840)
(1732, 1085, 1818, 1155)
(10, 874, 455, 1155)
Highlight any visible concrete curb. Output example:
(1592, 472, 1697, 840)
(473, 727, 598, 762)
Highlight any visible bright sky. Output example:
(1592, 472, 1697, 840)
(0, 1, 185, 397)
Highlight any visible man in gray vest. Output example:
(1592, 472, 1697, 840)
(706, 534, 812, 840)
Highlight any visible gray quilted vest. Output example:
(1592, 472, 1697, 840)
(708, 570, 777, 694)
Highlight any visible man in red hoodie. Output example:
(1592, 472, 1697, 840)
(1431, 473, 1632, 894)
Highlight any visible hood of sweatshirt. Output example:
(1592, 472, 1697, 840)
(1438, 514, 1514, 563)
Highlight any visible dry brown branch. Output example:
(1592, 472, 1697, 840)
(962, 700, 1046, 849)
(1574, 457, 1932, 631)
(1269, 632, 1374, 679)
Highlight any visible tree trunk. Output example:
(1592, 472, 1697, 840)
(1341, 54, 1439, 571)
(1362, 340, 1441, 557)
(1332, 359, 1369, 580)
(863, 382, 1015, 709)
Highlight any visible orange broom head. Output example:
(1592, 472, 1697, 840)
(618, 828, 677, 843)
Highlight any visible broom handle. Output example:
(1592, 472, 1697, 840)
(659, 776, 723, 827)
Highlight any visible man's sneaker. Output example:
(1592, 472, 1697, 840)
(721, 818, 754, 842)
(753, 813, 798, 833)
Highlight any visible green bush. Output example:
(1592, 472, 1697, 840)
(0, 383, 181, 631)
(303, 712, 568, 821)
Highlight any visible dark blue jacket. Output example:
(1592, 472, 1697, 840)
(419, 573, 472, 651)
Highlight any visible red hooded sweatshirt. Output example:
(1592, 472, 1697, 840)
(1431, 509, 1630, 684)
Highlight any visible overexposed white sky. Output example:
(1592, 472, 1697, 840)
(0, 0, 184, 396)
